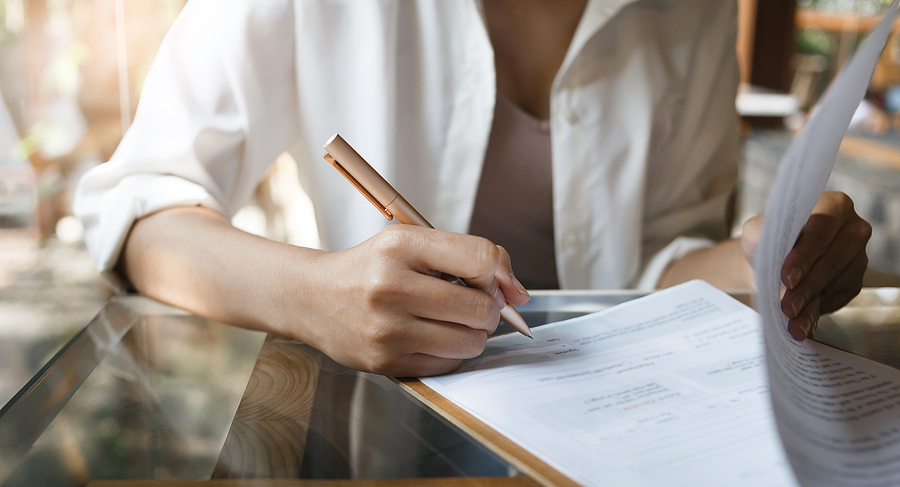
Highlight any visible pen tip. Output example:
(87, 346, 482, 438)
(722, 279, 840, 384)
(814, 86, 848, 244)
(527, 334, 534, 339)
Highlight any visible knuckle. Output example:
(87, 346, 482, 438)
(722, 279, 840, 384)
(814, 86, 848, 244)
(362, 270, 397, 307)
(828, 191, 853, 209)
(469, 291, 499, 326)
(470, 238, 500, 273)
(823, 191, 853, 213)
(821, 253, 843, 276)
(792, 254, 813, 276)
(500, 246, 514, 269)
(806, 228, 832, 254)
(485, 321, 499, 336)
(451, 330, 487, 358)
(495, 244, 509, 259)
(364, 320, 395, 347)
(495, 245, 511, 266)
(837, 192, 854, 210)
(467, 332, 488, 357)
(853, 219, 873, 241)
(375, 225, 412, 253)
(356, 324, 400, 374)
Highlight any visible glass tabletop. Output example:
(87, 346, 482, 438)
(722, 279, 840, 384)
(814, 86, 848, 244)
(0, 297, 265, 486)
(1, 288, 899, 486)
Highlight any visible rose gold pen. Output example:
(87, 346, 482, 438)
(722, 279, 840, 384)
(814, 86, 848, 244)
(323, 133, 533, 339)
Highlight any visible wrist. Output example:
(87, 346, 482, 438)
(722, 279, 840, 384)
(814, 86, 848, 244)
(658, 238, 752, 289)
(261, 243, 330, 343)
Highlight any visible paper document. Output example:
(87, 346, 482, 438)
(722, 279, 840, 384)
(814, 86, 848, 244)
(753, 1, 900, 486)
(422, 281, 795, 486)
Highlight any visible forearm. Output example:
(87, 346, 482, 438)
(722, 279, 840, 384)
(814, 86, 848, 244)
(120, 205, 321, 339)
(656, 237, 753, 290)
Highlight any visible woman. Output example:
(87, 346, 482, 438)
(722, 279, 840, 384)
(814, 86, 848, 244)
(74, 0, 870, 377)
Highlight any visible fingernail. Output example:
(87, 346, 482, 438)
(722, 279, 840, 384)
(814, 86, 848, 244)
(790, 294, 805, 317)
(788, 321, 806, 341)
(492, 287, 506, 310)
(511, 274, 529, 296)
(787, 267, 802, 289)
(800, 317, 811, 337)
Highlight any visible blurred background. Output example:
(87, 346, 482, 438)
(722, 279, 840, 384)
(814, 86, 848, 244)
(2, 0, 900, 408)
(0, 0, 186, 409)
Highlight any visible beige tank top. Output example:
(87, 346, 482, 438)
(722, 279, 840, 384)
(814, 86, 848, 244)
(468, 93, 559, 289)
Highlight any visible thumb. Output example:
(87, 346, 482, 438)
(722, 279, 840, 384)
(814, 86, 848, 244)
(494, 245, 531, 307)
(741, 216, 763, 262)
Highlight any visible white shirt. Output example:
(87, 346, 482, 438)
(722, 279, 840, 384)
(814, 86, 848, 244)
(73, 0, 740, 293)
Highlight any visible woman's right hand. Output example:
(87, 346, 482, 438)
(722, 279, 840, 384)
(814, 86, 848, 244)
(122, 207, 527, 378)
(286, 224, 529, 377)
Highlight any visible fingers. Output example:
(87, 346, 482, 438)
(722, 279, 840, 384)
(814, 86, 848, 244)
(818, 251, 867, 315)
(347, 315, 489, 376)
(365, 316, 491, 361)
(787, 294, 822, 342)
(380, 225, 501, 290)
(383, 354, 465, 378)
(781, 194, 852, 291)
(334, 226, 534, 376)
(783, 253, 864, 342)
(378, 269, 500, 332)
(495, 245, 531, 307)
(377, 225, 520, 312)
(780, 213, 868, 319)
(781, 193, 870, 291)
(779, 192, 872, 342)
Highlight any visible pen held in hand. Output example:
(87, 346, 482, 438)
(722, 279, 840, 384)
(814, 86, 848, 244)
(323, 133, 533, 339)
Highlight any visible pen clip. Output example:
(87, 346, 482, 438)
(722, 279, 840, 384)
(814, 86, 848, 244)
(324, 152, 394, 221)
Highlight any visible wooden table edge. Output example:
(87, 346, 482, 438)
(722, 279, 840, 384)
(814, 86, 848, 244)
(393, 377, 582, 487)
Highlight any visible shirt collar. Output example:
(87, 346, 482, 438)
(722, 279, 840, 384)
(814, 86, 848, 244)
(555, 0, 643, 87)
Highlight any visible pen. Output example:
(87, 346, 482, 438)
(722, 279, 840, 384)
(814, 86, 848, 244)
(323, 133, 533, 339)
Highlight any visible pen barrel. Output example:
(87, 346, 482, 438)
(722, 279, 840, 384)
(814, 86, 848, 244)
(386, 195, 432, 228)
(323, 134, 400, 209)
(439, 273, 466, 287)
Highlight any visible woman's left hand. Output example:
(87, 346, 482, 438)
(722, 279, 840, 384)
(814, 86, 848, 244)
(774, 192, 871, 341)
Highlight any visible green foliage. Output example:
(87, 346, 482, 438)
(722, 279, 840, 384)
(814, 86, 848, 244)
(798, 27, 838, 55)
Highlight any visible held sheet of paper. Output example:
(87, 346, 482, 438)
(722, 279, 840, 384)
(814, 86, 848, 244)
(423, 281, 795, 486)
(421, 3, 900, 486)
(753, 0, 900, 486)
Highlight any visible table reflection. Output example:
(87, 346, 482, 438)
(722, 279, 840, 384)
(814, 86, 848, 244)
(816, 287, 900, 369)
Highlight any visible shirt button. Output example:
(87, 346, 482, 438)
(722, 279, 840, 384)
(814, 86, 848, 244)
(564, 231, 581, 247)
(562, 103, 580, 124)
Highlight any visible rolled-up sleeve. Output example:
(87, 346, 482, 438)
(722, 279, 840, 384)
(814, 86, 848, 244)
(73, 0, 299, 292)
